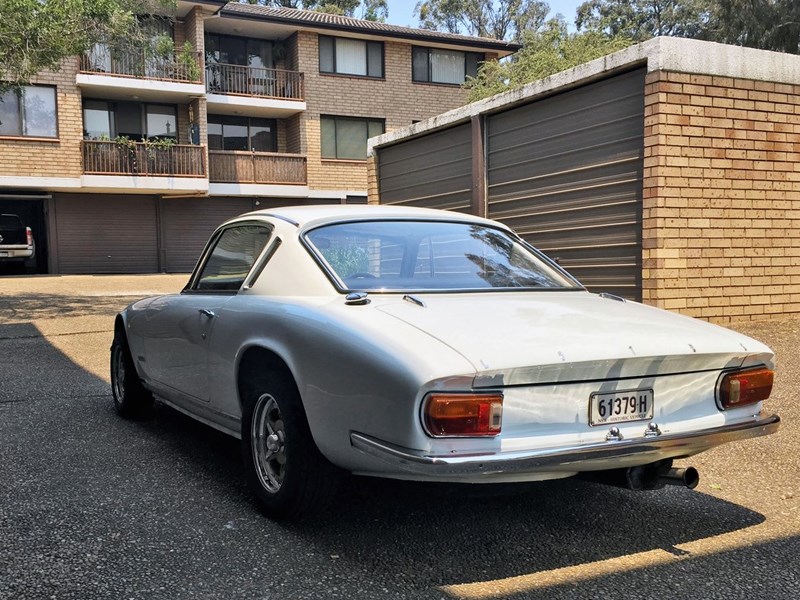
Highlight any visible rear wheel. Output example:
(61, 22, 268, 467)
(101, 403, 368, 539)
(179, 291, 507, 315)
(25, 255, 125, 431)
(110, 329, 154, 418)
(241, 370, 342, 520)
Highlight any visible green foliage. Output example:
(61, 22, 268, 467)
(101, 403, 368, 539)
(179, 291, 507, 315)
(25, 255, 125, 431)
(178, 41, 202, 81)
(465, 17, 632, 101)
(703, 0, 800, 54)
(0, 0, 176, 91)
(320, 246, 370, 277)
(415, 0, 550, 41)
(576, 0, 710, 41)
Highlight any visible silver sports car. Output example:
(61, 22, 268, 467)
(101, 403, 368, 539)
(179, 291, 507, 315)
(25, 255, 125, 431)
(111, 205, 780, 519)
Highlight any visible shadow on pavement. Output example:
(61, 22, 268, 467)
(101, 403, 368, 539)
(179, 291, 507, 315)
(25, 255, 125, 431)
(0, 294, 144, 324)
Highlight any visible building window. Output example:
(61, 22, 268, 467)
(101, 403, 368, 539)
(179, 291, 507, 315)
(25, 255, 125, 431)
(319, 36, 383, 78)
(412, 47, 483, 85)
(0, 85, 57, 138)
(82, 100, 177, 141)
(321, 116, 384, 160)
(208, 115, 277, 152)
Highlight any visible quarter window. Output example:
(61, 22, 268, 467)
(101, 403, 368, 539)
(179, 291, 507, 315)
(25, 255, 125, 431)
(412, 47, 482, 85)
(321, 116, 384, 160)
(195, 225, 272, 291)
(319, 35, 383, 78)
(0, 85, 57, 138)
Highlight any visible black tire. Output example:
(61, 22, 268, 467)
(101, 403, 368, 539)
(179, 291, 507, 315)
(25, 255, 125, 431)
(241, 370, 342, 520)
(110, 329, 154, 419)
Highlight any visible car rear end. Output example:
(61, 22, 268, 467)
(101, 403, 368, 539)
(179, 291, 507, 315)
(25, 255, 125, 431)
(351, 294, 780, 486)
(0, 214, 35, 261)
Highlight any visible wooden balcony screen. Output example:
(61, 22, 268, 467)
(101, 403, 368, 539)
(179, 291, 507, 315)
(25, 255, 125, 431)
(80, 49, 202, 83)
(82, 141, 206, 177)
(205, 64, 304, 100)
(209, 151, 307, 185)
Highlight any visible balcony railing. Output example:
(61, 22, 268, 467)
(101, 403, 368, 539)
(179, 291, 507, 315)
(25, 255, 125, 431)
(80, 45, 202, 83)
(205, 63, 304, 100)
(82, 140, 206, 177)
(209, 150, 307, 185)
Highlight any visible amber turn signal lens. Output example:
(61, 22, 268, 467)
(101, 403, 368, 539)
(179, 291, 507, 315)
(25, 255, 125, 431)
(717, 367, 774, 410)
(423, 393, 503, 437)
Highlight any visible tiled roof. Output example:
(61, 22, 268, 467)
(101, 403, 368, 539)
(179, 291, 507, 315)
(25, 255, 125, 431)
(220, 3, 521, 53)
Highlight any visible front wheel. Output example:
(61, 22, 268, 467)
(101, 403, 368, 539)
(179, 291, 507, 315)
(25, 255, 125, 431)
(241, 371, 342, 520)
(110, 329, 154, 418)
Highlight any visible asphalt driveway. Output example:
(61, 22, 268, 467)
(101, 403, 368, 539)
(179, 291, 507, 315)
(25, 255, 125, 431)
(0, 275, 798, 599)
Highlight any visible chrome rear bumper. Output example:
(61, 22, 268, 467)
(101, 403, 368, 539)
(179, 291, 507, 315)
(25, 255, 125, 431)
(350, 413, 780, 477)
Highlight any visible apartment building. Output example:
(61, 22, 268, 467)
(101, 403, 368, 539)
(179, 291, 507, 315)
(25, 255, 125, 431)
(0, 1, 517, 274)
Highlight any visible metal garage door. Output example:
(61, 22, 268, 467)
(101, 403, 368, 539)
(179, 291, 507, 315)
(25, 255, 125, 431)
(161, 198, 254, 272)
(377, 123, 473, 213)
(54, 194, 158, 273)
(487, 68, 645, 300)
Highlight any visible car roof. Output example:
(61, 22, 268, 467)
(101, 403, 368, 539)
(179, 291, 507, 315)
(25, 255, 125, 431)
(237, 204, 509, 230)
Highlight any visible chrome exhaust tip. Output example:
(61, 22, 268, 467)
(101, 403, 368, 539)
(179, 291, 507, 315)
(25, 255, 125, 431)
(659, 466, 700, 489)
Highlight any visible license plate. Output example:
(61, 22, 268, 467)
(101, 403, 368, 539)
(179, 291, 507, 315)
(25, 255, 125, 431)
(589, 389, 653, 426)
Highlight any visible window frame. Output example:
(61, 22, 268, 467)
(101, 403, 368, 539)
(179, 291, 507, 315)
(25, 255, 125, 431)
(184, 221, 275, 295)
(319, 35, 384, 79)
(81, 100, 178, 141)
(320, 115, 385, 161)
(0, 84, 59, 140)
(207, 114, 278, 152)
(412, 47, 484, 85)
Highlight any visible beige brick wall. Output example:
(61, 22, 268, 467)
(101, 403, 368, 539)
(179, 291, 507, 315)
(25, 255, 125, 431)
(643, 70, 800, 323)
(294, 31, 471, 193)
(0, 59, 83, 179)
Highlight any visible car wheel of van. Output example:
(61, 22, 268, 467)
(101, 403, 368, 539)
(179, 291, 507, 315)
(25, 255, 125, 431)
(242, 371, 342, 520)
(110, 329, 154, 418)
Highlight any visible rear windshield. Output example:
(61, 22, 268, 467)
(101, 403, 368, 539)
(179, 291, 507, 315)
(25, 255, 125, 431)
(0, 215, 22, 229)
(304, 220, 579, 292)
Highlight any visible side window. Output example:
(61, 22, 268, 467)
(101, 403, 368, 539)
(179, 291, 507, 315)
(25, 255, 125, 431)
(195, 225, 271, 291)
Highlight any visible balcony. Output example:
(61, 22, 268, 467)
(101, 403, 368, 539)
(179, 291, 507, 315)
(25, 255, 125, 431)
(77, 47, 205, 101)
(205, 64, 306, 118)
(209, 150, 306, 185)
(81, 140, 208, 193)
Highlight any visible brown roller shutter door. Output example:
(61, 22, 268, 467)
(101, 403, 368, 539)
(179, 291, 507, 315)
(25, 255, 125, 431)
(487, 68, 646, 300)
(54, 194, 159, 274)
(161, 198, 254, 272)
(377, 123, 473, 213)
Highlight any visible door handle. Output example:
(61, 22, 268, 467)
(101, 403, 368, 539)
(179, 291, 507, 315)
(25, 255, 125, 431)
(198, 308, 215, 318)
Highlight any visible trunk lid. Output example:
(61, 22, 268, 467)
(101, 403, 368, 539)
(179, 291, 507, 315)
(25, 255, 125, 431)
(375, 291, 771, 386)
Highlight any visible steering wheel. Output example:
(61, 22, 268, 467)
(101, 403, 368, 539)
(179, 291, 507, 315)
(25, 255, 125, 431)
(347, 272, 377, 280)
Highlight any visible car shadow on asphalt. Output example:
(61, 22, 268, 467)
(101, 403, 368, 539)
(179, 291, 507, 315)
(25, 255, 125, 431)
(141, 402, 767, 589)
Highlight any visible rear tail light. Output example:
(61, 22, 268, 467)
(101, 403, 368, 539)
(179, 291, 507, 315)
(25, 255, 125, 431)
(26, 227, 33, 246)
(423, 393, 503, 437)
(717, 367, 774, 410)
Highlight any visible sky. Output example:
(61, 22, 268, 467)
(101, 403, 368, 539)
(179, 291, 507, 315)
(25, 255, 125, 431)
(383, 0, 585, 31)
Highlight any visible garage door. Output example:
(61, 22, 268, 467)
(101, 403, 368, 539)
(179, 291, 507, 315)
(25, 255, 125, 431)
(487, 68, 645, 300)
(161, 198, 254, 272)
(54, 194, 158, 273)
(377, 123, 473, 213)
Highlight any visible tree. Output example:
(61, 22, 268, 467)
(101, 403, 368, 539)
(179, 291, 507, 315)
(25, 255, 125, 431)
(414, 0, 550, 42)
(465, 16, 632, 101)
(0, 0, 176, 90)
(241, 0, 388, 21)
(575, 0, 711, 41)
(703, 0, 800, 54)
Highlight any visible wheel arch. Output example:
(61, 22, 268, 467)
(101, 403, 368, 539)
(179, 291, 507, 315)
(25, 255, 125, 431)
(236, 344, 298, 414)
